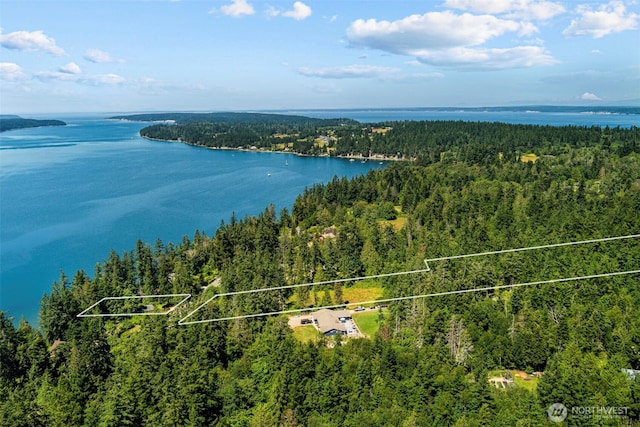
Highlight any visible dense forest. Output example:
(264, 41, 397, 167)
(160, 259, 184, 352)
(0, 116, 66, 132)
(135, 112, 639, 160)
(110, 112, 357, 127)
(1, 117, 640, 426)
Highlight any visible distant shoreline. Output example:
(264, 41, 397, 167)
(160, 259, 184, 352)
(140, 135, 409, 162)
(0, 117, 67, 133)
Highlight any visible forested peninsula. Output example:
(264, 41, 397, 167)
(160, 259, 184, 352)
(119, 111, 639, 160)
(0, 115, 66, 132)
(2, 115, 640, 426)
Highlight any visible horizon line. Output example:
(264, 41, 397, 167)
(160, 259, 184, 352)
(7, 104, 640, 118)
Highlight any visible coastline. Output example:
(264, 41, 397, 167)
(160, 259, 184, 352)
(140, 135, 410, 162)
(0, 121, 67, 133)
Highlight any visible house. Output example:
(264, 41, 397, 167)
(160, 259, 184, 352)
(622, 369, 640, 381)
(313, 308, 348, 336)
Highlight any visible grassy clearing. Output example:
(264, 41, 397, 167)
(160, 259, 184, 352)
(512, 373, 539, 392)
(292, 325, 322, 344)
(288, 285, 384, 307)
(487, 370, 539, 392)
(380, 206, 408, 231)
(520, 153, 538, 163)
(382, 216, 407, 231)
(314, 138, 329, 147)
(353, 309, 386, 337)
(315, 286, 384, 306)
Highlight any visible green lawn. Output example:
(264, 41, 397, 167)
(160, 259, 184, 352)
(353, 309, 386, 337)
(288, 284, 384, 308)
(487, 370, 539, 392)
(513, 374, 539, 392)
(292, 325, 322, 344)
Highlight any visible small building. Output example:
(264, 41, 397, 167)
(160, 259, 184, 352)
(313, 309, 348, 336)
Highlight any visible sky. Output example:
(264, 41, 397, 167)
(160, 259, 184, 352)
(1, 0, 639, 114)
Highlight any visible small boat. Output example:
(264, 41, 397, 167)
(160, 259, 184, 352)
(267, 173, 271, 177)
(349, 159, 355, 162)
(285, 160, 288, 166)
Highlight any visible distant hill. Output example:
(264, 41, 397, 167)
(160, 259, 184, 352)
(109, 111, 359, 126)
(0, 116, 67, 132)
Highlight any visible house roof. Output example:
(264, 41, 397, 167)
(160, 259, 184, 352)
(335, 309, 351, 319)
(314, 309, 347, 334)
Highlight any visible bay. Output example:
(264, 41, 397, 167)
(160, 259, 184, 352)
(1, 108, 638, 325)
(0, 116, 383, 324)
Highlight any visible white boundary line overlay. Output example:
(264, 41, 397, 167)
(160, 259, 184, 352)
(77, 293, 191, 318)
(178, 234, 639, 324)
(178, 270, 640, 324)
(422, 234, 640, 271)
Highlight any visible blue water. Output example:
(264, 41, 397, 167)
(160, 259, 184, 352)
(0, 117, 383, 324)
(1, 109, 639, 325)
(277, 108, 639, 128)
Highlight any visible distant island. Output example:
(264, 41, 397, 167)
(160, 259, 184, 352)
(110, 111, 359, 126)
(0, 115, 67, 132)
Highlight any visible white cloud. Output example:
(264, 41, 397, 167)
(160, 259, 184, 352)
(444, 0, 566, 20)
(266, 6, 280, 18)
(219, 0, 255, 17)
(347, 12, 522, 51)
(0, 30, 66, 56)
(296, 64, 399, 79)
(563, 1, 639, 38)
(413, 46, 557, 69)
(346, 11, 557, 69)
(282, 2, 312, 20)
(0, 62, 26, 81)
(34, 70, 125, 85)
(58, 62, 82, 74)
(84, 73, 126, 85)
(84, 49, 123, 64)
(33, 71, 77, 82)
(518, 21, 539, 36)
(581, 91, 602, 100)
(268, 2, 312, 20)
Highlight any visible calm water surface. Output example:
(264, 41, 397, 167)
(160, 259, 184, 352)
(0, 117, 383, 323)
